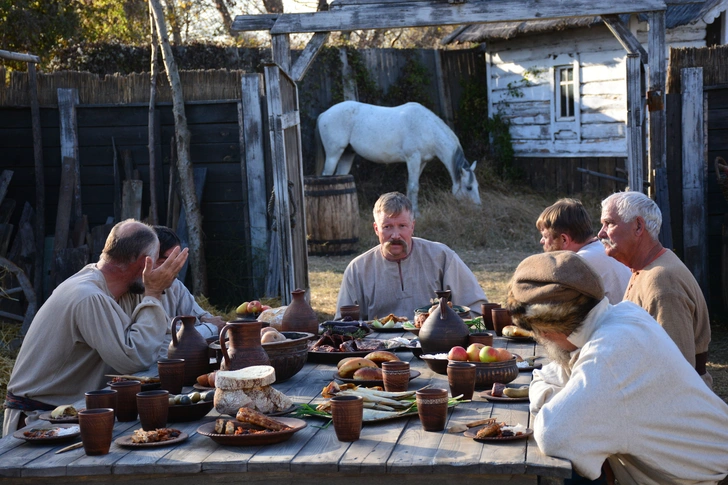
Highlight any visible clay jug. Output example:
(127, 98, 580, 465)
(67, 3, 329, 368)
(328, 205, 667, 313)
(219, 320, 271, 371)
(281, 288, 319, 334)
(418, 296, 469, 355)
(167, 316, 210, 385)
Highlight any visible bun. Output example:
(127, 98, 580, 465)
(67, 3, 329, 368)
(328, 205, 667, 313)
(353, 367, 383, 380)
(338, 358, 377, 378)
(364, 351, 400, 366)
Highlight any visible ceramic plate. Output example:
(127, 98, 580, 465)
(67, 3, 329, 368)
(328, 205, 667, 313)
(225, 404, 297, 419)
(503, 335, 534, 343)
(333, 369, 420, 387)
(367, 319, 411, 333)
(115, 430, 188, 448)
(197, 417, 306, 446)
(38, 410, 85, 424)
(308, 346, 409, 363)
(192, 383, 215, 391)
(516, 364, 542, 372)
(13, 424, 81, 444)
(481, 390, 529, 403)
(464, 425, 533, 442)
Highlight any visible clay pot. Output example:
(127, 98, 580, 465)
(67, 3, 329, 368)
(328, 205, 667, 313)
(281, 289, 319, 334)
(167, 315, 210, 385)
(418, 296, 470, 355)
(219, 320, 271, 371)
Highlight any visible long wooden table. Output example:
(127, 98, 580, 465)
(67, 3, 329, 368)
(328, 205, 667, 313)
(0, 332, 571, 484)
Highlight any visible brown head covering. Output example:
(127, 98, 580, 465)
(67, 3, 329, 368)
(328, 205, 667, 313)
(510, 251, 605, 305)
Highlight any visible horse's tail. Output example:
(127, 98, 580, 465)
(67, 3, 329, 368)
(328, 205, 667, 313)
(314, 118, 325, 176)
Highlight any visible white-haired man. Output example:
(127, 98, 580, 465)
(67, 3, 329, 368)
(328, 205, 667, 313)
(506, 251, 728, 485)
(3, 220, 188, 436)
(599, 191, 712, 387)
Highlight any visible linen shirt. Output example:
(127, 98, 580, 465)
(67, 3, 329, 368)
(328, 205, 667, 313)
(530, 298, 728, 484)
(336, 237, 487, 320)
(7, 264, 168, 407)
(577, 240, 631, 304)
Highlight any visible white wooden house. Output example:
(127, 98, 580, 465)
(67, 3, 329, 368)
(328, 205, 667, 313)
(446, 2, 727, 159)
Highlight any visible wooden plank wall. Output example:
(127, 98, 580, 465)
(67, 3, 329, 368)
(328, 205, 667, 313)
(511, 156, 626, 198)
(0, 101, 256, 308)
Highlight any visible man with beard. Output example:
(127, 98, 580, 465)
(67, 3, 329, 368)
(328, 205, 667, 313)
(3, 220, 188, 435)
(335, 192, 487, 320)
(536, 198, 630, 304)
(506, 251, 728, 485)
(599, 191, 712, 387)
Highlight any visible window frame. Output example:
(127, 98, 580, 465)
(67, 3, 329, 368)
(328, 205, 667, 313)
(549, 54, 581, 143)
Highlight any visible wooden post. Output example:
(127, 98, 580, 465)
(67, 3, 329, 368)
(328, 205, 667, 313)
(625, 53, 644, 192)
(271, 34, 291, 74)
(53, 157, 75, 253)
(241, 74, 268, 298)
(28, 62, 45, 304)
(680, 67, 707, 295)
(648, 10, 672, 249)
(57, 88, 82, 224)
(148, 4, 161, 225)
(435, 50, 454, 128)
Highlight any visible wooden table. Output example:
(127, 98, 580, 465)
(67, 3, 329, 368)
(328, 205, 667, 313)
(0, 332, 570, 484)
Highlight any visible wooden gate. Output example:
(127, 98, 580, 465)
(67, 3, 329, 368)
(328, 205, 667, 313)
(264, 64, 310, 304)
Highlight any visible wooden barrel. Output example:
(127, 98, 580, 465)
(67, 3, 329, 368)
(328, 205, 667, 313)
(304, 175, 359, 256)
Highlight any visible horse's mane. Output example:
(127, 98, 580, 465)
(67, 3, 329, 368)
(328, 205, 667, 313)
(453, 147, 468, 183)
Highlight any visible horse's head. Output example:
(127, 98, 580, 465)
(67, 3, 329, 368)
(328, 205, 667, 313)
(451, 150, 481, 205)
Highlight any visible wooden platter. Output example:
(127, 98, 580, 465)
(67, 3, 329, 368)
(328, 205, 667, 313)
(115, 431, 188, 448)
(464, 425, 533, 442)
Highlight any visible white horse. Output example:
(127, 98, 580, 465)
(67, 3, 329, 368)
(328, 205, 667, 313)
(316, 101, 481, 216)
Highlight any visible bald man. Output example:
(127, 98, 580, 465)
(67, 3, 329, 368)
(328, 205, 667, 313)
(3, 219, 188, 436)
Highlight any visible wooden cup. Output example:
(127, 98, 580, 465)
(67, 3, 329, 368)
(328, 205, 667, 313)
(330, 395, 363, 442)
(480, 303, 501, 331)
(158, 358, 186, 394)
(78, 408, 115, 455)
(416, 388, 449, 432)
(447, 362, 476, 400)
(491, 308, 512, 337)
(136, 390, 169, 431)
(382, 361, 410, 392)
(85, 389, 117, 419)
(110, 380, 141, 422)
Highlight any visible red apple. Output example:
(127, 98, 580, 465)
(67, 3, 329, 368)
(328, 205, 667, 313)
(495, 348, 513, 362)
(479, 346, 499, 363)
(247, 300, 262, 314)
(447, 346, 468, 361)
(466, 343, 485, 362)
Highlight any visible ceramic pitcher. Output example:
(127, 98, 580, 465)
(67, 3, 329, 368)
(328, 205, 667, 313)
(218, 320, 271, 371)
(167, 315, 210, 385)
(281, 288, 319, 334)
(418, 296, 470, 355)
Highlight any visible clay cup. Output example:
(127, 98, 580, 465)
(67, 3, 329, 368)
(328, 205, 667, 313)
(480, 303, 501, 331)
(382, 361, 410, 392)
(136, 390, 169, 431)
(447, 362, 476, 400)
(491, 308, 512, 337)
(158, 358, 186, 394)
(78, 408, 115, 455)
(416, 388, 449, 432)
(330, 395, 364, 442)
(110, 380, 141, 422)
(339, 304, 361, 321)
(85, 389, 117, 419)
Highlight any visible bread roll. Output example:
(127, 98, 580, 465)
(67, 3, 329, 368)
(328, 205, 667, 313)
(261, 329, 286, 343)
(215, 366, 276, 390)
(364, 351, 400, 366)
(338, 358, 377, 378)
(353, 367, 383, 380)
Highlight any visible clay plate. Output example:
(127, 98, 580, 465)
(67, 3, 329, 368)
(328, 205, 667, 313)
(192, 383, 215, 391)
(225, 404, 297, 419)
(367, 320, 410, 333)
(308, 345, 409, 364)
(13, 424, 81, 444)
(481, 390, 529, 403)
(115, 430, 188, 448)
(464, 425, 533, 442)
(333, 369, 420, 387)
(503, 335, 534, 343)
(197, 417, 306, 446)
(38, 409, 85, 424)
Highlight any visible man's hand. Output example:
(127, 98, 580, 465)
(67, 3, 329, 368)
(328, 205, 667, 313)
(143, 246, 189, 300)
(202, 315, 227, 332)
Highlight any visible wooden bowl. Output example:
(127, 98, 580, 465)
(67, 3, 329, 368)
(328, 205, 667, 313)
(263, 331, 313, 382)
(167, 400, 214, 423)
(420, 355, 449, 375)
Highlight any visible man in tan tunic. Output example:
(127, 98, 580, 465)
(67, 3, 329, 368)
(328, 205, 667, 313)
(336, 192, 487, 320)
(3, 220, 188, 435)
(599, 191, 712, 387)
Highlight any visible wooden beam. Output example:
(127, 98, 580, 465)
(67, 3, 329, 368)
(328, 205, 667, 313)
(602, 14, 648, 64)
(0, 170, 12, 207)
(290, 32, 329, 82)
(271, 34, 291, 73)
(28, 62, 45, 306)
(0, 49, 40, 64)
(647, 10, 672, 248)
(57, 88, 82, 223)
(681, 67, 707, 293)
(625, 54, 644, 193)
(231, 0, 667, 34)
(231, 14, 278, 31)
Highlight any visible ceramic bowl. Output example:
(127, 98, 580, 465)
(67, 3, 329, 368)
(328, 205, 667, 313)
(263, 331, 314, 382)
(167, 400, 214, 422)
(420, 355, 449, 375)
(469, 357, 519, 389)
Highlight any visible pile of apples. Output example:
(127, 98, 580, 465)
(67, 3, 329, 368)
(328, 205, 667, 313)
(235, 300, 271, 316)
(447, 343, 513, 363)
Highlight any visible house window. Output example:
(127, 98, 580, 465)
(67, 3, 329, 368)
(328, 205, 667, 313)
(557, 66, 575, 119)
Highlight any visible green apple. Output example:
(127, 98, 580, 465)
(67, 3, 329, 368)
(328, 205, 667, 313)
(236, 301, 249, 314)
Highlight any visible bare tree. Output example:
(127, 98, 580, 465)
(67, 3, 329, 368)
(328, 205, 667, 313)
(149, 0, 208, 295)
(212, 0, 234, 34)
(162, 0, 183, 45)
(262, 0, 284, 13)
(147, 6, 160, 225)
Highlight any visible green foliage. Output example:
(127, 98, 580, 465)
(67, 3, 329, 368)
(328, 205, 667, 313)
(79, 0, 149, 45)
(382, 55, 432, 109)
(344, 48, 381, 104)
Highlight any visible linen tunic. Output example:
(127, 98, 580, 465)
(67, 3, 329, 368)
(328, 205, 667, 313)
(623, 249, 711, 384)
(336, 237, 487, 320)
(577, 240, 631, 304)
(7, 264, 168, 407)
(530, 299, 728, 484)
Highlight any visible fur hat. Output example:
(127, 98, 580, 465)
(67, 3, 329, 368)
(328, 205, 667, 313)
(510, 251, 604, 305)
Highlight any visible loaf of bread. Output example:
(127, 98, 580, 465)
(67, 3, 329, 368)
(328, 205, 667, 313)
(214, 388, 254, 415)
(502, 325, 533, 338)
(215, 366, 276, 390)
(353, 367, 383, 380)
